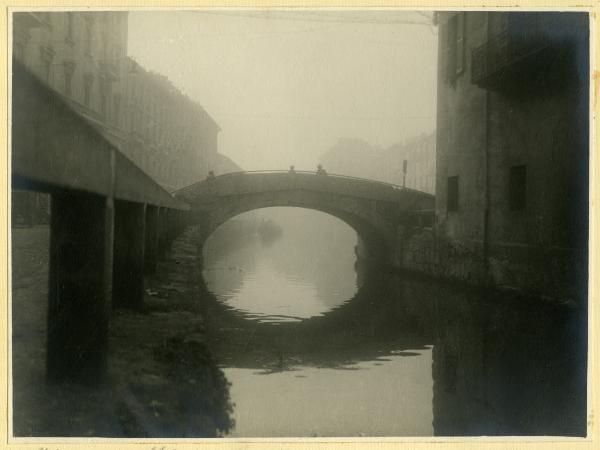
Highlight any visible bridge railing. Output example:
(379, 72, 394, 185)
(406, 209, 436, 229)
(174, 169, 434, 199)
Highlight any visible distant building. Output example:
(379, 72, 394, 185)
(434, 12, 589, 299)
(12, 11, 221, 202)
(319, 133, 436, 194)
(213, 153, 242, 176)
(121, 59, 220, 191)
(386, 134, 436, 194)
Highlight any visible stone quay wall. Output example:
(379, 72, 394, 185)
(390, 229, 587, 305)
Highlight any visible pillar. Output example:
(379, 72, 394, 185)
(157, 207, 168, 260)
(163, 209, 176, 251)
(144, 204, 159, 275)
(176, 210, 184, 236)
(181, 210, 189, 233)
(112, 200, 146, 310)
(47, 191, 114, 384)
(168, 209, 177, 241)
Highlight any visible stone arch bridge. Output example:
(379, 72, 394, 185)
(175, 171, 434, 263)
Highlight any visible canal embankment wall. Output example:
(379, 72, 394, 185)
(389, 229, 587, 306)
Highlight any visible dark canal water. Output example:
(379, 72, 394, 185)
(200, 207, 587, 438)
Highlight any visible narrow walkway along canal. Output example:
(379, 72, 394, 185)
(200, 208, 587, 437)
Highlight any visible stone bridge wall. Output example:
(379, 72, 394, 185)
(177, 172, 434, 265)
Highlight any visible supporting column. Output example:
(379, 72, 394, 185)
(168, 209, 177, 241)
(112, 200, 146, 310)
(157, 207, 168, 260)
(47, 191, 114, 384)
(144, 204, 159, 275)
(180, 210, 188, 234)
(163, 209, 176, 252)
(175, 210, 184, 236)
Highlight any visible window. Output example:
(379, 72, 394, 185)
(509, 165, 527, 211)
(64, 69, 73, 97)
(100, 90, 107, 118)
(447, 176, 459, 212)
(83, 75, 93, 107)
(63, 61, 75, 97)
(42, 61, 51, 83)
(113, 94, 121, 126)
(39, 45, 54, 83)
(456, 13, 465, 74)
(66, 13, 74, 43)
(99, 80, 110, 118)
(84, 17, 93, 56)
(445, 13, 465, 83)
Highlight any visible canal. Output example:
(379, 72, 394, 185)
(199, 207, 587, 437)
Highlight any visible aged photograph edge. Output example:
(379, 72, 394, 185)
(0, 1, 597, 449)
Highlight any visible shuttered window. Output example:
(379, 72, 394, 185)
(509, 165, 527, 211)
(456, 13, 465, 75)
(447, 176, 459, 212)
(447, 16, 457, 82)
(446, 13, 466, 83)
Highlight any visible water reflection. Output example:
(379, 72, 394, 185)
(203, 208, 359, 323)
(199, 208, 587, 437)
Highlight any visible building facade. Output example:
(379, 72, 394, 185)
(429, 11, 589, 300)
(12, 11, 220, 196)
(13, 12, 129, 137)
(13, 11, 127, 224)
(121, 59, 219, 191)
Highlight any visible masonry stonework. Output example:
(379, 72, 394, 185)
(394, 12, 589, 303)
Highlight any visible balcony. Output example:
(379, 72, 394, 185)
(471, 28, 556, 90)
(469, 13, 581, 90)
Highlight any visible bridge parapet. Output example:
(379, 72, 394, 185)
(176, 170, 434, 211)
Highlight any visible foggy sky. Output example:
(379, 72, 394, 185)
(128, 10, 438, 171)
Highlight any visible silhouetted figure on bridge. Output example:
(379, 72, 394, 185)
(207, 170, 216, 181)
(316, 164, 327, 176)
(289, 165, 296, 174)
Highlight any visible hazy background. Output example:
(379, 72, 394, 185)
(128, 10, 438, 171)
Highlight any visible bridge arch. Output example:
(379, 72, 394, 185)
(175, 171, 435, 265)
(193, 195, 391, 262)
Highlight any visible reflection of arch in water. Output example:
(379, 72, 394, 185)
(204, 207, 361, 306)
(199, 267, 436, 371)
(195, 194, 390, 263)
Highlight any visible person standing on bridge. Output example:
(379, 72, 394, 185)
(207, 170, 215, 181)
(289, 165, 296, 174)
(316, 164, 327, 176)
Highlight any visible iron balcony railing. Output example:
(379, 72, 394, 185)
(471, 28, 553, 87)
